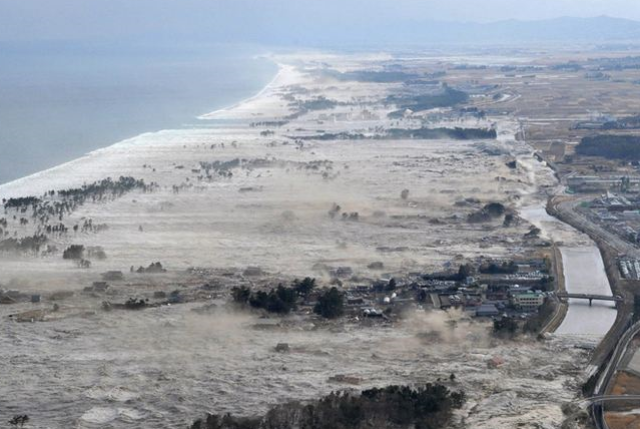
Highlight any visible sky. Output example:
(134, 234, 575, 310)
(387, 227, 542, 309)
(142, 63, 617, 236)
(0, 0, 639, 45)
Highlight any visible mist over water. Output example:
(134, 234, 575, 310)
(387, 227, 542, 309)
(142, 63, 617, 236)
(0, 43, 277, 184)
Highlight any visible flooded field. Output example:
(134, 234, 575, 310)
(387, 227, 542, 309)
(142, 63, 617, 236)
(0, 58, 542, 284)
(0, 51, 611, 428)
(0, 300, 589, 428)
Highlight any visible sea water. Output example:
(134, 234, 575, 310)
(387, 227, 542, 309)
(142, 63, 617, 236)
(0, 42, 277, 184)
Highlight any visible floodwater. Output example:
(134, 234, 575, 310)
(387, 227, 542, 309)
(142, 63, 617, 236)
(0, 300, 587, 428)
(0, 52, 599, 428)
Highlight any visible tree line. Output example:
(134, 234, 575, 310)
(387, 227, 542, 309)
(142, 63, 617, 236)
(0, 176, 156, 256)
(191, 383, 465, 429)
(576, 135, 640, 160)
(231, 278, 345, 319)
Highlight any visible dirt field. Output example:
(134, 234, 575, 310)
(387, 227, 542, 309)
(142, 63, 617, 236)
(610, 371, 640, 396)
(606, 413, 640, 429)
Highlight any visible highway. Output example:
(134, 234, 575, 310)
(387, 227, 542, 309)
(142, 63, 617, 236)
(547, 195, 640, 428)
(554, 197, 640, 259)
(590, 321, 640, 429)
(549, 197, 635, 362)
(585, 395, 640, 404)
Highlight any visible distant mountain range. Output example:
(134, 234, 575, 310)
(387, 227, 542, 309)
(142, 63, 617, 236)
(301, 16, 640, 46)
(182, 15, 640, 47)
(403, 16, 640, 44)
(3, 15, 640, 48)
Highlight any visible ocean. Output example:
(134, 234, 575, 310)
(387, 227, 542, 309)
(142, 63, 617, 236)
(0, 42, 277, 185)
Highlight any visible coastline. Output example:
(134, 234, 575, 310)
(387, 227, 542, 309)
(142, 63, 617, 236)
(0, 51, 279, 187)
(197, 61, 285, 120)
(0, 60, 287, 197)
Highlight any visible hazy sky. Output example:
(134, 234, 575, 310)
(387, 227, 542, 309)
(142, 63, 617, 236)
(0, 0, 639, 42)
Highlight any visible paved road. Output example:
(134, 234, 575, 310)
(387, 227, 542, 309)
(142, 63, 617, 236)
(555, 198, 640, 259)
(548, 194, 640, 429)
(591, 321, 640, 429)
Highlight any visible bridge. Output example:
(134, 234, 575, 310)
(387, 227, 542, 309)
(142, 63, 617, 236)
(582, 395, 640, 405)
(556, 292, 624, 306)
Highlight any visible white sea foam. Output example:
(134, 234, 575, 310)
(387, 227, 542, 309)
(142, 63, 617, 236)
(80, 407, 119, 424)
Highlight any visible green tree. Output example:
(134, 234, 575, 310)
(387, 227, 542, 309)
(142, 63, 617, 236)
(231, 286, 251, 304)
(62, 244, 85, 260)
(293, 277, 316, 298)
(314, 287, 344, 319)
(267, 284, 298, 314)
(247, 285, 298, 315)
(386, 278, 397, 291)
(249, 290, 269, 309)
(493, 317, 518, 337)
(457, 264, 474, 281)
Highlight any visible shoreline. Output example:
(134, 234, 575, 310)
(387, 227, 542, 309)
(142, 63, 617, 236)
(0, 60, 285, 196)
(198, 61, 285, 120)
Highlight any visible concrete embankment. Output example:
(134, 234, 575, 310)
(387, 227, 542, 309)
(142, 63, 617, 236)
(521, 203, 617, 341)
(555, 247, 617, 337)
(547, 197, 633, 367)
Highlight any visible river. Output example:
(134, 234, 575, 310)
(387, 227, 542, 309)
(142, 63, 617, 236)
(555, 247, 617, 336)
(519, 206, 617, 338)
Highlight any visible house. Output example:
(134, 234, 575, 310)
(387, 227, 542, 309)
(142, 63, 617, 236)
(508, 285, 531, 296)
(438, 295, 452, 310)
(476, 304, 500, 317)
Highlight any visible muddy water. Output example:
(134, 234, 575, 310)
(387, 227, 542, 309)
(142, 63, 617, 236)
(0, 302, 587, 428)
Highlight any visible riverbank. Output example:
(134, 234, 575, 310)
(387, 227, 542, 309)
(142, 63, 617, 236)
(555, 247, 617, 337)
(548, 196, 635, 367)
(518, 198, 617, 340)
